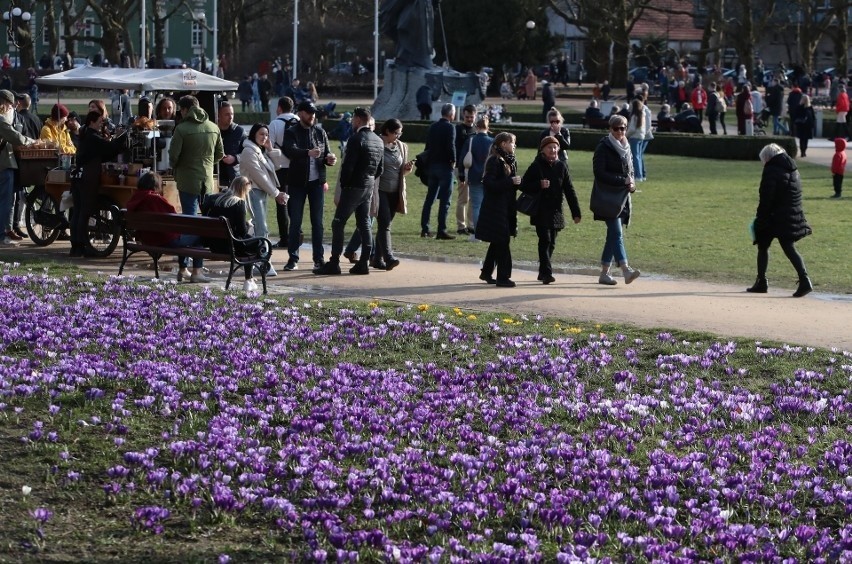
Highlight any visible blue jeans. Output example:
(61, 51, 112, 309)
(170, 234, 204, 268)
(628, 138, 643, 181)
(0, 169, 13, 232)
(288, 179, 325, 264)
(421, 164, 453, 234)
(469, 183, 484, 229)
(773, 115, 789, 135)
(178, 191, 202, 268)
(601, 217, 627, 266)
(331, 186, 372, 261)
(248, 189, 269, 239)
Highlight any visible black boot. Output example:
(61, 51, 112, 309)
(746, 277, 768, 293)
(69, 244, 83, 258)
(793, 277, 813, 298)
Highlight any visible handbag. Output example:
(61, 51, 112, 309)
(589, 180, 629, 219)
(462, 138, 473, 169)
(516, 191, 539, 216)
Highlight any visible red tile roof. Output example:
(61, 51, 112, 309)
(630, 0, 703, 41)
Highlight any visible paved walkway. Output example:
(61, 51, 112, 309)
(14, 241, 852, 352)
(22, 94, 848, 351)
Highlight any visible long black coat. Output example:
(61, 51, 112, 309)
(519, 154, 581, 229)
(755, 152, 812, 243)
(475, 153, 517, 244)
(791, 105, 815, 141)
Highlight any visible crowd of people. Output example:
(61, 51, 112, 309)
(0, 69, 820, 297)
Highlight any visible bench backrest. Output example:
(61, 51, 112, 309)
(121, 211, 232, 240)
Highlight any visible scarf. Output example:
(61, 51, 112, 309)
(607, 133, 630, 159)
(495, 145, 517, 175)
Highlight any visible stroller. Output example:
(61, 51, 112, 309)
(753, 108, 771, 135)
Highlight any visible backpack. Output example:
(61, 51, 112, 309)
(274, 115, 298, 149)
(414, 150, 429, 185)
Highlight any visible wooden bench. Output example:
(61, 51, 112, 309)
(581, 116, 611, 129)
(117, 210, 274, 294)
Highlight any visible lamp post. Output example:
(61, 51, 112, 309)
(525, 20, 535, 69)
(2, 5, 32, 69)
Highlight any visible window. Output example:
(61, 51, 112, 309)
(84, 18, 94, 47)
(191, 21, 203, 49)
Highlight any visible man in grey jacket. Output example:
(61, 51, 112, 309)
(0, 89, 38, 245)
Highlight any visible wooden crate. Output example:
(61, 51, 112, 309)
(18, 158, 57, 186)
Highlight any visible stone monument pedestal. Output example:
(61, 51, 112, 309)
(372, 61, 485, 121)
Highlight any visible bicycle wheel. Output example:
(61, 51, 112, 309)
(24, 187, 63, 246)
(83, 200, 120, 257)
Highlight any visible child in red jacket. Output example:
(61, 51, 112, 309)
(832, 137, 846, 199)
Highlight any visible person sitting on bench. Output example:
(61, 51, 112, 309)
(124, 171, 208, 282)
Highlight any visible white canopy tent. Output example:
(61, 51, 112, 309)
(35, 67, 238, 92)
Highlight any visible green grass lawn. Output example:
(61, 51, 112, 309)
(272, 146, 849, 294)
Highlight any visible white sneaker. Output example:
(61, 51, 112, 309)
(598, 273, 618, 286)
(468, 234, 478, 242)
(190, 272, 211, 283)
(243, 279, 258, 294)
(623, 268, 641, 284)
(176, 267, 191, 281)
(0, 236, 18, 246)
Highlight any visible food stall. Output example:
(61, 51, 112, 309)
(29, 67, 238, 256)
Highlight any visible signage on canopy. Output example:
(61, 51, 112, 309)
(182, 70, 198, 88)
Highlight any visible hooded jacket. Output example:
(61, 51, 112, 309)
(755, 152, 812, 243)
(169, 106, 225, 196)
(832, 138, 847, 176)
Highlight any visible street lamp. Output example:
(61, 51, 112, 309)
(3, 5, 33, 68)
(524, 20, 536, 69)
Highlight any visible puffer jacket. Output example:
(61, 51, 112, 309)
(755, 152, 812, 243)
(519, 154, 581, 229)
(239, 139, 285, 198)
(169, 106, 225, 196)
(339, 126, 384, 189)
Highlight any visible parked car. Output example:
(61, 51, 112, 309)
(73, 57, 89, 68)
(163, 57, 185, 69)
(329, 62, 367, 75)
(628, 66, 649, 82)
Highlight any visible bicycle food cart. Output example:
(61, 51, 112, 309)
(29, 67, 238, 256)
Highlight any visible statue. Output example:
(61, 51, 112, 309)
(379, 0, 435, 69)
(373, 0, 483, 120)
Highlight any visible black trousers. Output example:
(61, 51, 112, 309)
(535, 225, 558, 278)
(756, 236, 808, 280)
(69, 181, 96, 247)
(330, 185, 372, 263)
(375, 190, 400, 262)
(834, 173, 843, 195)
(482, 240, 512, 281)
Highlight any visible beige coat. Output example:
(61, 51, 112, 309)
(239, 140, 285, 198)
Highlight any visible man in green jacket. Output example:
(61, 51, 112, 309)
(168, 95, 224, 283)
(169, 95, 224, 217)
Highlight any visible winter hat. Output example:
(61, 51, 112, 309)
(51, 103, 70, 120)
(539, 136, 559, 152)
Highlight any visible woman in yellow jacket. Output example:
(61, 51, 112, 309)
(40, 104, 76, 155)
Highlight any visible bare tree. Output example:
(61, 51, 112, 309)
(546, 0, 655, 86)
(84, 0, 139, 67)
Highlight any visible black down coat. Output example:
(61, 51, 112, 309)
(475, 153, 518, 244)
(755, 152, 812, 243)
(519, 154, 581, 229)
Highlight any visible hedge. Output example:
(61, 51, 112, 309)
(309, 117, 797, 161)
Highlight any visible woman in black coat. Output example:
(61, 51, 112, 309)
(476, 132, 520, 287)
(791, 94, 816, 157)
(747, 143, 813, 297)
(69, 110, 129, 257)
(589, 115, 640, 286)
(520, 135, 581, 284)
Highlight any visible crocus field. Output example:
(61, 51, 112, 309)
(1, 267, 851, 562)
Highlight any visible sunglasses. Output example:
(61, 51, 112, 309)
(612, 126, 626, 131)
(550, 120, 561, 124)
